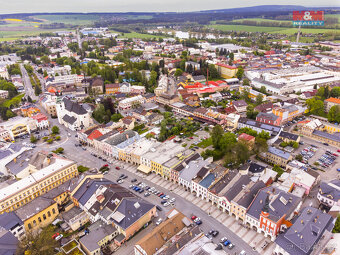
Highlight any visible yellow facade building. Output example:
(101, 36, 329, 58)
(15, 196, 59, 233)
(215, 63, 237, 78)
(0, 152, 78, 214)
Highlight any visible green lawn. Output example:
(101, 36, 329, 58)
(197, 138, 213, 149)
(0, 29, 74, 41)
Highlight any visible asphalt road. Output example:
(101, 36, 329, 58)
(20, 63, 38, 101)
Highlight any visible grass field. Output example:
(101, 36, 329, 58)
(208, 24, 339, 34)
(112, 31, 165, 39)
(0, 29, 66, 41)
(32, 14, 99, 25)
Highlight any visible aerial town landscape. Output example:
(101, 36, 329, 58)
(0, 1, 340, 255)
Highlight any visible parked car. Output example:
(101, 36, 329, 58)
(115, 166, 120, 170)
(55, 234, 63, 241)
(223, 240, 231, 247)
(195, 220, 202, 225)
(144, 192, 150, 197)
(52, 233, 60, 239)
(117, 179, 123, 184)
(228, 243, 235, 249)
(191, 215, 197, 220)
(164, 202, 170, 207)
(156, 205, 162, 211)
(156, 218, 162, 225)
(131, 178, 137, 183)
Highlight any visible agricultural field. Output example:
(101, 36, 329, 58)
(113, 31, 165, 39)
(32, 14, 100, 25)
(208, 24, 339, 35)
(0, 29, 64, 41)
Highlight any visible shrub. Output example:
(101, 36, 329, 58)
(47, 139, 53, 144)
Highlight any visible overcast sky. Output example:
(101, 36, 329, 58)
(0, 0, 339, 14)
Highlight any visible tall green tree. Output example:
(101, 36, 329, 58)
(211, 125, 224, 150)
(328, 105, 340, 123)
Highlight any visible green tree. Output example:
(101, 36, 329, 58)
(254, 137, 268, 154)
(208, 64, 219, 79)
(259, 86, 267, 94)
(243, 78, 250, 86)
(332, 215, 340, 233)
(174, 68, 183, 77)
(236, 66, 244, 80)
(246, 105, 258, 119)
(273, 165, 284, 177)
(328, 105, 340, 123)
(258, 130, 270, 140)
(51, 125, 59, 134)
(255, 94, 264, 106)
(30, 134, 38, 143)
(111, 113, 123, 122)
(330, 87, 340, 98)
(34, 85, 42, 96)
(306, 98, 325, 116)
(211, 125, 224, 150)
(295, 154, 303, 161)
(149, 70, 158, 86)
(41, 55, 50, 64)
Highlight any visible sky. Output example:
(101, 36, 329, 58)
(0, 0, 339, 14)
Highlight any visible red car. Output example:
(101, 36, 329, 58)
(103, 164, 109, 168)
(191, 215, 197, 220)
(189, 137, 193, 139)
(158, 192, 164, 197)
(337, 149, 340, 153)
(115, 166, 120, 170)
(52, 233, 59, 239)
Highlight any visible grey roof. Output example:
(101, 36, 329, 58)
(0, 230, 18, 255)
(62, 206, 85, 222)
(239, 117, 281, 134)
(279, 131, 299, 141)
(15, 196, 56, 221)
(313, 130, 340, 143)
(237, 181, 266, 208)
(62, 98, 87, 115)
(253, 78, 285, 89)
(209, 169, 238, 195)
(95, 130, 119, 141)
(275, 207, 334, 255)
(114, 198, 155, 230)
(62, 114, 77, 125)
(0, 212, 23, 231)
(319, 180, 340, 202)
(72, 178, 114, 206)
(0, 150, 12, 160)
(233, 100, 248, 108)
(80, 222, 117, 252)
(179, 159, 210, 182)
(105, 130, 137, 146)
(248, 162, 266, 174)
(5, 149, 33, 176)
(224, 175, 251, 201)
(268, 146, 291, 160)
(257, 112, 280, 121)
(199, 173, 215, 189)
(247, 187, 301, 222)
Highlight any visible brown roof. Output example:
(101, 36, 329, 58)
(105, 83, 120, 89)
(135, 209, 188, 255)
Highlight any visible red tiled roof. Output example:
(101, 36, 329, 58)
(88, 129, 103, 140)
(216, 63, 237, 69)
(325, 97, 340, 105)
(238, 133, 255, 141)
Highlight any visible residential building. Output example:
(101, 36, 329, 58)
(245, 186, 302, 241)
(238, 133, 255, 149)
(134, 209, 192, 255)
(20, 103, 40, 117)
(104, 130, 140, 159)
(272, 103, 306, 124)
(118, 95, 145, 110)
(238, 118, 282, 137)
(279, 131, 300, 143)
(324, 97, 340, 112)
(56, 97, 93, 131)
(15, 196, 59, 233)
(0, 116, 36, 140)
(178, 157, 210, 192)
(256, 112, 282, 126)
(274, 207, 334, 255)
(0, 128, 12, 142)
(0, 212, 25, 240)
(79, 221, 118, 255)
(230, 181, 266, 222)
(232, 100, 248, 113)
(225, 113, 240, 131)
(40, 95, 57, 117)
(71, 178, 156, 243)
(0, 152, 77, 213)
(105, 83, 120, 94)
(261, 146, 292, 167)
(0, 227, 19, 255)
(62, 206, 89, 231)
(31, 113, 49, 130)
(90, 77, 104, 94)
(215, 63, 237, 78)
(317, 180, 340, 209)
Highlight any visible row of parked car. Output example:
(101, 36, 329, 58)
(316, 150, 338, 168)
(300, 145, 318, 164)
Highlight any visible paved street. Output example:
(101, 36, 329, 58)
(20, 63, 38, 101)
